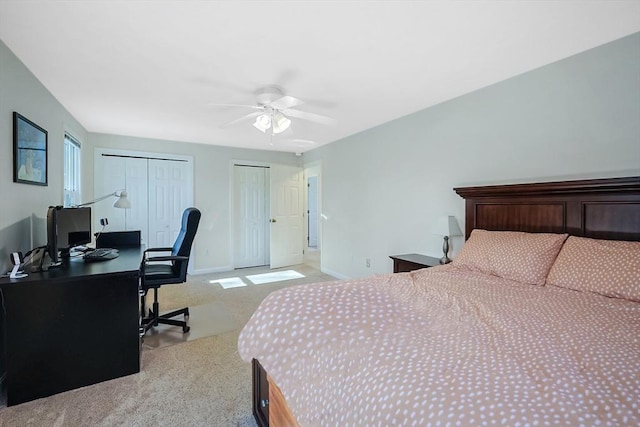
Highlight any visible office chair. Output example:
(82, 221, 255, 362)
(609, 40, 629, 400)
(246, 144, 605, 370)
(140, 207, 201, 335)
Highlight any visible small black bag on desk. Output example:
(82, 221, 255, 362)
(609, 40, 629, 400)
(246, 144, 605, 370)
(95, 231, 141, 249)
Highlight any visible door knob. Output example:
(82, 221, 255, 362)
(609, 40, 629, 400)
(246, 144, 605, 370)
(269, 219, 277, 223)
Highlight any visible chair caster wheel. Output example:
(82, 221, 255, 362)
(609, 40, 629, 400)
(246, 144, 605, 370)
(183, 326, 190, 333)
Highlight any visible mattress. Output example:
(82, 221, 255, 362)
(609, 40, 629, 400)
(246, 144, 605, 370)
(238, 264, 640, 426)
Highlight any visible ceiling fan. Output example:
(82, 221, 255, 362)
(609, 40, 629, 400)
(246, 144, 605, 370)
(210, 86, 336, 135)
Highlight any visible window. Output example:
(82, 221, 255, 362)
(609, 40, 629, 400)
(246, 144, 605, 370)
(63, 133, 81, 207)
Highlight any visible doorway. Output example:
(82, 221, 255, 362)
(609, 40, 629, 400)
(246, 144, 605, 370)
(233, 163, 304, 270)
(307, 175, 318, 248)
(303, 163, 321, 270)
(233, 165, 269, 268)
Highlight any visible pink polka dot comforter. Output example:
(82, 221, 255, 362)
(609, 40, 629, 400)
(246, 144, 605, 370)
(238, 264, 640, 426)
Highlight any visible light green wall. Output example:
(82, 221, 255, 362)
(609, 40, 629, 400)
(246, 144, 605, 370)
(0, 40, 88, 272)
(3, 32, 639, 277)
(87, 133, 300, 271)
(0, 39, 298, 273)
(305, 32, 640, 279)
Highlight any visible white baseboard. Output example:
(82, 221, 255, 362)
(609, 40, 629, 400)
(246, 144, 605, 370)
(189, 265, 234, 276)
(321, 267, 349, 280)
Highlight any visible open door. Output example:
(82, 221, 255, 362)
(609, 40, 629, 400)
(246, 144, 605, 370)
(233, 165, 269, 268)
(269, 165, 304, 269)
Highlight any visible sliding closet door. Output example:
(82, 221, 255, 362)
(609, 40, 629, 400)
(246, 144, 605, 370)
(93, 154, 126, 232)
(124, 158, 150, 244)
(94, 149, 193, 251)
(147, 158, 193, 248)
(93, 154, 148, 242)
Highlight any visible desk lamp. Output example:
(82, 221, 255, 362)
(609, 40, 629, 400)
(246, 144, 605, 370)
(74, 190, 131, 208)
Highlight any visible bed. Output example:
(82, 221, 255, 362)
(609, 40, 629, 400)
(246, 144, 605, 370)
(238, 176, 640, 427)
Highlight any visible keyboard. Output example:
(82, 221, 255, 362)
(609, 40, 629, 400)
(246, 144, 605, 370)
(83, 248, 119, 262)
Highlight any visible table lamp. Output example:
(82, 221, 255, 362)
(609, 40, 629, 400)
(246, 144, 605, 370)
(434, 215, 462, 264)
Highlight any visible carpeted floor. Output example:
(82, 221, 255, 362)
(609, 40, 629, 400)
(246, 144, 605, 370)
(142, 301, 239, 350)
(0, 264, 335, 427)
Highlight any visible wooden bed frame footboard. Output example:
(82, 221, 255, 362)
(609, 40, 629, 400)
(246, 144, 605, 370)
(252, 176, 640, 427)
(253, 359, 299, 427)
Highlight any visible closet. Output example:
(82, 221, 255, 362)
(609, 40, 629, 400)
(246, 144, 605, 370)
(93, 149, 194, 249)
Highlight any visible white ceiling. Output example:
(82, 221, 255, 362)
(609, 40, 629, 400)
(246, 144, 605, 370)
(1, 1, 639, 153)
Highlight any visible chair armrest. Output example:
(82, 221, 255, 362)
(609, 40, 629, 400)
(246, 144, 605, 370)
(144, 247, 173, 255)
(140, 255, 190, 274)
(143, 247, 174, 261)
(144, 255, 189, 263)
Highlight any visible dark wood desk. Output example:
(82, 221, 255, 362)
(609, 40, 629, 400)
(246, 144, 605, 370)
(0, 247, 142, 406)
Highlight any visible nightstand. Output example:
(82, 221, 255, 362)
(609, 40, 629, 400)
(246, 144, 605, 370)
(389, 254, 440, 273)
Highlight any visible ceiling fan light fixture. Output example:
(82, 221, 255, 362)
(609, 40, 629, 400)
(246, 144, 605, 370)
(272, 112, 291, 134)
(253, 114, 271, 132)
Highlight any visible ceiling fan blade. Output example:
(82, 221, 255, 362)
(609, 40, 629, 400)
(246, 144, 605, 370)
(208, 103, 261, 109)
(220, 111, 262, 128)
(282, 109, 336, 126)
(271, 95, 304, 110)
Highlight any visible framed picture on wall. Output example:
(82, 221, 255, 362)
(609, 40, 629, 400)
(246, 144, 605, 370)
(13, 112, 48, 186)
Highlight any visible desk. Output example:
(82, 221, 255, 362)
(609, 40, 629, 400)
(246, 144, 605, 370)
(0, 247, 142, 406)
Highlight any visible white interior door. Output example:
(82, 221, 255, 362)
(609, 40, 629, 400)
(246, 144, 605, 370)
(123, 157, 149, 244)
(94, 149, 193, 251)
(93, 154, 126, 233)
(93, 154, 148, 242)
(148, 158, 192, 248)
(269, 165, 304, 269)
(233, 165, 269, 268)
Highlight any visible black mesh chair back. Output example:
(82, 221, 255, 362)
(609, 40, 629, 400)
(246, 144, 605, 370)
(169, 207, 201, 280)
(140, 207, 201, 335)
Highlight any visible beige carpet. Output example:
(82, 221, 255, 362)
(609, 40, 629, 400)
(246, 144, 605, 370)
(0, 264, 335, 427)
(142, 301, 239, 350)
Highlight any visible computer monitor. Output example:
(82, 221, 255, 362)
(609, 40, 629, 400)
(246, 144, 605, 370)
(46, 206, 92, 263)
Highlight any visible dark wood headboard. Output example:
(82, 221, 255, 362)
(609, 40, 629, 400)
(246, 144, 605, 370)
(454, 176, 640, 242)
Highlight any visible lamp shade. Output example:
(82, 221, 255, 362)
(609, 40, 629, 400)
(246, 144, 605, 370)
(113, 190, 131, 209)
(272, 112, 291, 134)
(253, 114, 271, 132)
(434, 215, 462, 237)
